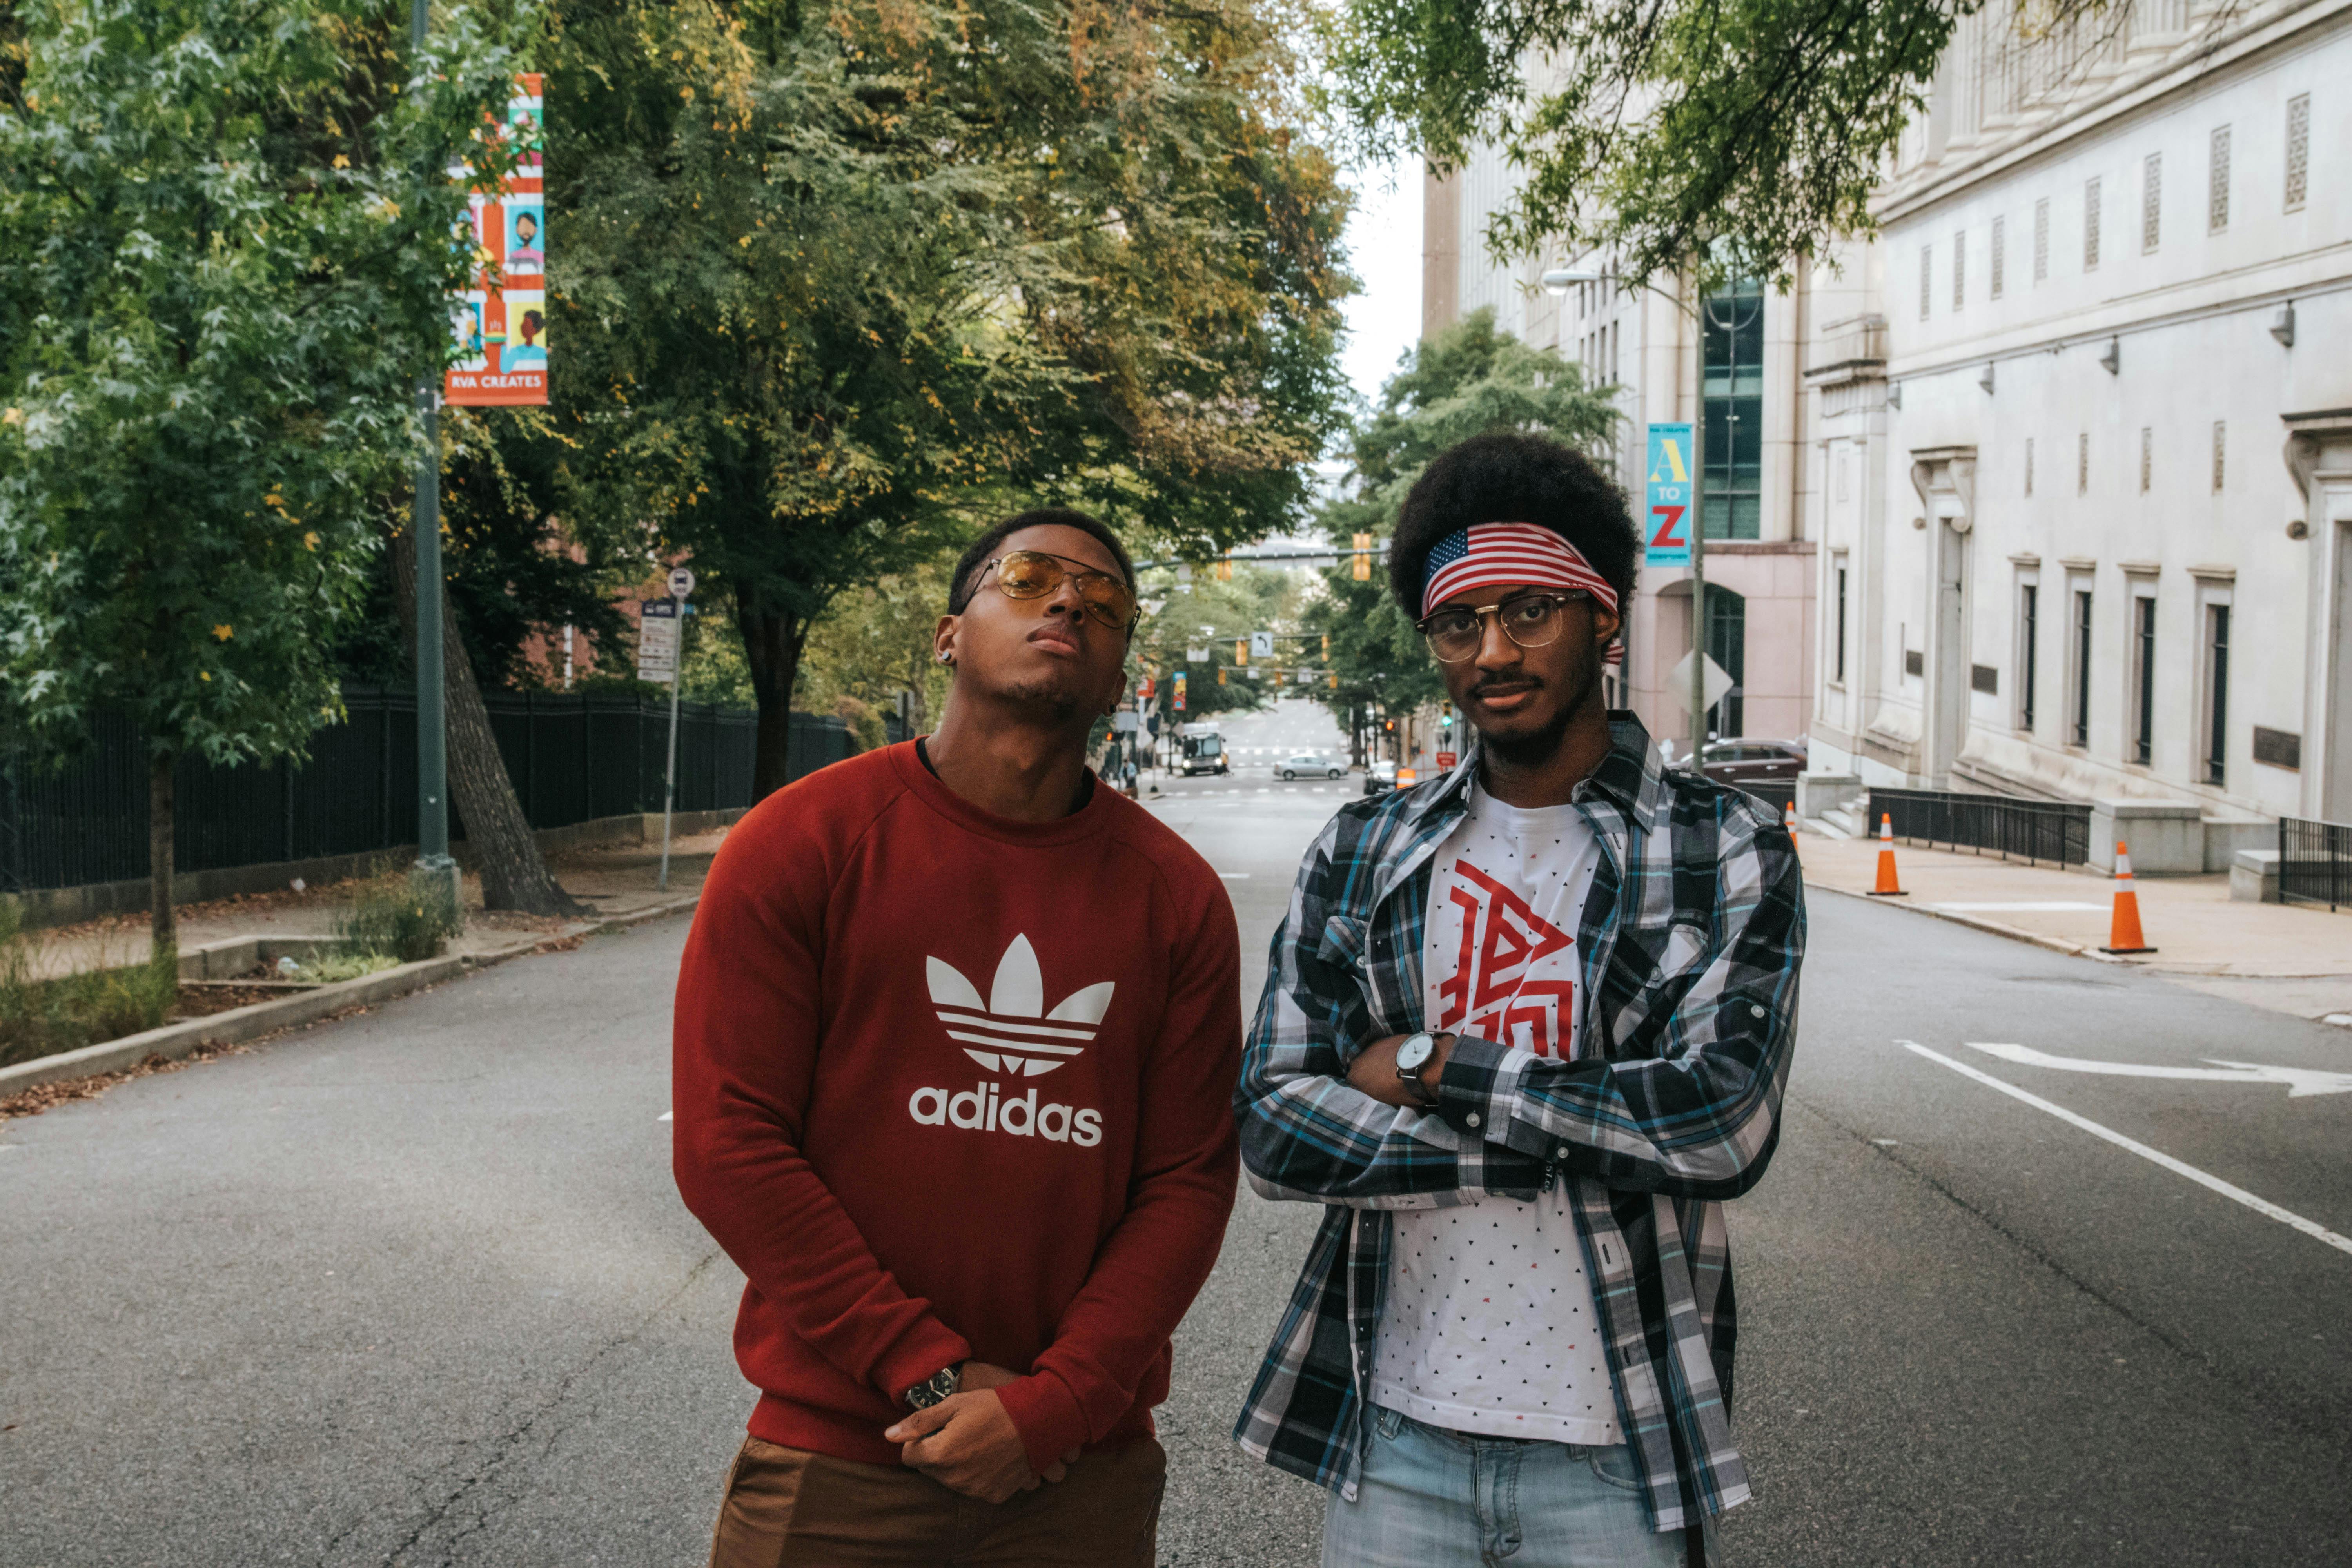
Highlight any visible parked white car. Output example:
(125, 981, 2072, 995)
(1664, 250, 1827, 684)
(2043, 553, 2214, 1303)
(1273, 752, 1345, 781)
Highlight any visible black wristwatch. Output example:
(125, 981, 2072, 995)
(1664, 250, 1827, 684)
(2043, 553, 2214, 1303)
(1395, 1031, 1445, 1107)
(902, 1362, 963, 1411)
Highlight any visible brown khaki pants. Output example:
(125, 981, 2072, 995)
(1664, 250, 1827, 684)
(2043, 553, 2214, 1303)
(706, 1435, 1165, 1568)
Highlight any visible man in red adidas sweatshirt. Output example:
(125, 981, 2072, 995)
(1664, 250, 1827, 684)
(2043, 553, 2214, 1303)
(673, 507, 1242, 1566)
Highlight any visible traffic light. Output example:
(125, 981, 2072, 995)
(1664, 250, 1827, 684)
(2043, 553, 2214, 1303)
(1215, 557, 1233, 582)
(1321, 633, 1330, 660)
(1352, 532, 1372, 581)
(1234, 638, 1247, 666)
(1383, 719, 1396, 733)
(1217, 668, 1227, 685)
(1439, 701, 1454, 730)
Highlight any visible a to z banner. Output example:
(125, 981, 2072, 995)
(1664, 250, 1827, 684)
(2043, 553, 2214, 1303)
(446, 74, 548, 407)
(1644, 423, 1693, 568)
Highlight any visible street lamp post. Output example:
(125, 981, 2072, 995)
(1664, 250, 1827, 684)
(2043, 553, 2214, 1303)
(410, 0, 457, 907)
(1543, 262, 1710, 762)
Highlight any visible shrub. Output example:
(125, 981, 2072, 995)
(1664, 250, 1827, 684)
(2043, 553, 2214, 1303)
(334, 866, 465, 964)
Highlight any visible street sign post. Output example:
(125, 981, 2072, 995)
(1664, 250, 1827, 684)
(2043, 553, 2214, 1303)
(644, 575, 693, 889)
(1645, 424, 1695, 569)
(1250, 630, 1274, 659)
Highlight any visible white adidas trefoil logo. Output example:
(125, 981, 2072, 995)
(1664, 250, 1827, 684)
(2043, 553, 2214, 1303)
(926, 935, 1114, 1078)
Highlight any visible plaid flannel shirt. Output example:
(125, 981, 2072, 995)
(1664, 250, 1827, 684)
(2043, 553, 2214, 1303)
(1231, 713, 1805, 1534)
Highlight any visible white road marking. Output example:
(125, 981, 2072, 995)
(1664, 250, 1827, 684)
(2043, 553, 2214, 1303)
(1965, 1041, 2352, 1097)
(1934, 901, 2109, 912)
(658, 1111, 673, 1122)
(1900, 1041, 2352, 1257)
(1218, 872, 1250, 879)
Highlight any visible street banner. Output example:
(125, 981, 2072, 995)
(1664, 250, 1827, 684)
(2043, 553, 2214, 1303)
(446, 74, 549, 407)
(1172, 671, 1187, 711)
(1645, 423, 1693, 568)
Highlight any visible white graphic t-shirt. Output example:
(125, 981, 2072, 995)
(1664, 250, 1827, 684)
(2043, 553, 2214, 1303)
(1372, 782, 1623, 1445)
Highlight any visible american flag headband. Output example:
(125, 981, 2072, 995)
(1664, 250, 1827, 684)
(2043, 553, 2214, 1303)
(1419, 522, 1620, 621)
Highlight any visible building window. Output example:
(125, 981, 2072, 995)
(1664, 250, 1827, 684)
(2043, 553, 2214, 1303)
(2034, 196, 2050, 281)
(2070, 587, 2093, 747)
(2142, 153, 2162, 252)
(2285, 94, 2309, 212)
(2209, 125, 2231, 232)
(1707, 586, 1747, 737)
(2078, 432, 2090, 496)
(1991, 215, 2006, 298)
(1953, 230, 1966, 307)
(1702, 280, 1764, 540)
(2025, 437, 2035, 496)
(2212, 421, 2226, 491)
(2018, 579, 2040, 731)
(1919, 247, 1933, 320)
(2085, 176, 2102, 269)
(2131, 593, 2156, 764)
(2204, 602, 2230, 786)
(1834, 561, 1849, 684)
(2140, 427, 2152, 493)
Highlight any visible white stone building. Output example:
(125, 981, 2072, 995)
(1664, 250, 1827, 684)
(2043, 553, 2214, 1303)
(1805, 0, 2352, 853)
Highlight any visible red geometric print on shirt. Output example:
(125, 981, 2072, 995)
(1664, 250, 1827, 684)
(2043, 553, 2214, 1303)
(1432, 860, 1577, 1057)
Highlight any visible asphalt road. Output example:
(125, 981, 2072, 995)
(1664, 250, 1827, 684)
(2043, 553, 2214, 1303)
(5, 700, 2349, 1565)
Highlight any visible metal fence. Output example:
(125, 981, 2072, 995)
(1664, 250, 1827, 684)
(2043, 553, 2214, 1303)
(1869, 786, 2092, 867)
(2279, 815, 2352, 911)
(0, 688, 854, 894)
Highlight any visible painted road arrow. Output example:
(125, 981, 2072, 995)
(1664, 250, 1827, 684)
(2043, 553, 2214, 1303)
(1964, 1042, 2352, 1098)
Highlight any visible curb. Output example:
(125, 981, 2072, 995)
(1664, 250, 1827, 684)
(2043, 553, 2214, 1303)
(1811, 881, 2125, 964)
(0, 893, 701, 1098)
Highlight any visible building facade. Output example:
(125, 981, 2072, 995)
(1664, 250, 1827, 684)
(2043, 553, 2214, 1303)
(1807, 0, 2352, 830)
(1423, 170, 1819, 752)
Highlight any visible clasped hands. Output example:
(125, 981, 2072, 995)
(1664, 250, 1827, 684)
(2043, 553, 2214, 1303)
(882, 1362, 1082, 1505)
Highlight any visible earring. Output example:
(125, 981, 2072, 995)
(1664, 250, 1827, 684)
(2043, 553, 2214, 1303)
(938, 651, 953, 664)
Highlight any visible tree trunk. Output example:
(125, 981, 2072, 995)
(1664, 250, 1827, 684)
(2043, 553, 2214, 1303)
(737, 586, 808, 800)
(392, 528, 588, 916)
(148, 746, 176, 957)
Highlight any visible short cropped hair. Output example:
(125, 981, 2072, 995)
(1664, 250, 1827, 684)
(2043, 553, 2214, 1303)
(1386, 433, 1639, 617)
(947, 507, 1137, 615)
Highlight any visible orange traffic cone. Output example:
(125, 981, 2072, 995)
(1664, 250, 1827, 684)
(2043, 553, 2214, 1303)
(1867, 813, 1907, 897)
(1783, 802, 1802, 860)
(2099, 841, 2157, 954)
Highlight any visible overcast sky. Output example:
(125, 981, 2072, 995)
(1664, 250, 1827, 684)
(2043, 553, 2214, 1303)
(1336, 154, 1422, 413)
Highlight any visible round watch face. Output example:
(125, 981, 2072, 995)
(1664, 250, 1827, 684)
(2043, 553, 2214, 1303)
(1395, 1033, 1435, 1073)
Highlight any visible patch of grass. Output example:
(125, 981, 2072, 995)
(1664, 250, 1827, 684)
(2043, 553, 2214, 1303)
(0, 899, 178, 1070)
(289, 951, 399, 984)
(333, 865, 464, 964)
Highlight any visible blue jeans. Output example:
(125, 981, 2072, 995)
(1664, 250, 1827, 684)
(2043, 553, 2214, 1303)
(1320, 1406, 1720, 1568)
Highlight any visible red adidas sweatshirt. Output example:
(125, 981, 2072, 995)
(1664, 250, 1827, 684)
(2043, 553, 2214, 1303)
(672, 741, 1241, 1473)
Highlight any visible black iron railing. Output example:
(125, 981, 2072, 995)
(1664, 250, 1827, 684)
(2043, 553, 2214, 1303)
(2279, 815, 2352, 911)
(1869, 786, 2092, 867)
(0, 688, 852, 895)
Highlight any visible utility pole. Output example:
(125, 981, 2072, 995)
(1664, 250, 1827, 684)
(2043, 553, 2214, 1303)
(1689, 276, 1710, 762)
(410, 0, 457, 909)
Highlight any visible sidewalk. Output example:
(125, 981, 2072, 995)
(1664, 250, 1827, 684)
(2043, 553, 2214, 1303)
(1798, 827, 2352, 1024)
(18, 827, 731, 980)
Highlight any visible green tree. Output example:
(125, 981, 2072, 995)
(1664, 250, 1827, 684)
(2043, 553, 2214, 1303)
(0, 0, 530, 949)
(1327, 0, 2009, 288)
(1132, 563, 1290, 740)
(1302, 308, 1621, 748)
(549, 0, 1351, 796)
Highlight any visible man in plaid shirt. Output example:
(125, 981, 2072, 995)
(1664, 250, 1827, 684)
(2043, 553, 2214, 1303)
(1234, 432, 1804, 1567)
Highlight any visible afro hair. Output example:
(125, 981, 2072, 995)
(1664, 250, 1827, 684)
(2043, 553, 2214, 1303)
(1387, 432, 1639, 619)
